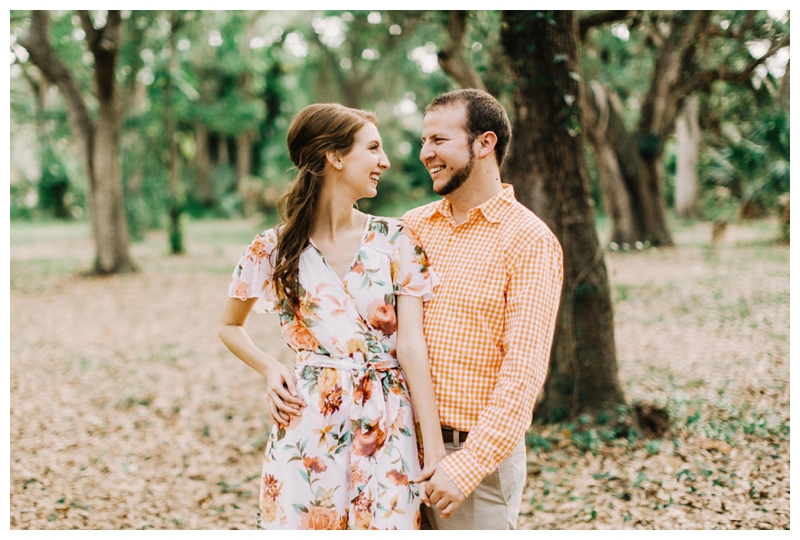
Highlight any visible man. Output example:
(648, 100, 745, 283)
(403, 89, 563, 530)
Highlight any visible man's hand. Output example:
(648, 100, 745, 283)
(414, 465, 466, 518)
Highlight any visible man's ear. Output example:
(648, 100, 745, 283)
(476, 132, 498, 160)
(326, 151, 343, 170)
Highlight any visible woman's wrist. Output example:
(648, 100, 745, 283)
(424, 443, 447, 468)
(420, 422, 445, 447)
(257, 355, 281, 379)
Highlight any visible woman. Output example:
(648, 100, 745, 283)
(218, 103, 445, 530)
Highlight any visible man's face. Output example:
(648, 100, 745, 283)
(420, 104, 477, 196)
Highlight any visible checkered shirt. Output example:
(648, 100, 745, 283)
(403, 184, 563, 497)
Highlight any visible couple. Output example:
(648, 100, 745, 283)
(218, 89, 563, 530)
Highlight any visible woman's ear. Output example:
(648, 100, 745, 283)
(326, 151, 343, 170)
(477, 131, 498, 160)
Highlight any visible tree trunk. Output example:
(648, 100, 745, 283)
(21, 65, 70, 219)
(437, 11, 487, 91)
(168, 134, 184, 254)
(675, 94, 702, 219)
(20, 10, 136, 274)
(637, 150, 673, 245)
(217, 135, 230, 166)
(777, 60, 789, 111)
(583, 81, 645, 245)
(192, 74, 215, 207)
(193, 121, 215, 206)
(236, 16, 259, 215)
(165, 13, 184, 255)
(501, 10, 625, 420)
(236, 130, 256, 214)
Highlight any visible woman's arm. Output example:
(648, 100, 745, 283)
(395, 294, 446, 471)
(218, 297, 305, 425)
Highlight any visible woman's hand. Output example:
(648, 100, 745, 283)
(264, 360, 306, 427)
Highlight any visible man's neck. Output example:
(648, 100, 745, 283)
(444, 169, 503, 225)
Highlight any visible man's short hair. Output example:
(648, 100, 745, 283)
(425, 89, 512, 168)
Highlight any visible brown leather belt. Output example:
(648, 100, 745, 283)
(441, 426, 469, 448)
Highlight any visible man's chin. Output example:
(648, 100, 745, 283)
(433, 181, 462, 197)
(432, 178, 451, 195)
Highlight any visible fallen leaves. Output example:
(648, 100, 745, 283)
(9, 218, 789, 529)
(518, 220, 789, 530)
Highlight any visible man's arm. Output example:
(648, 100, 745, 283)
(436, 233, 563, 498)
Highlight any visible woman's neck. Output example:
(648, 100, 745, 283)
(310, 184, 363, 241)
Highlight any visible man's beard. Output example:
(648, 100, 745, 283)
(434, 146, 476, 196)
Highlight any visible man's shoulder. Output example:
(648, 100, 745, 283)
(503, 200, 559, 245)
(402, 201, 439, 228)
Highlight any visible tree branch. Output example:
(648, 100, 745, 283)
(578, 10, 630, 40)
(681, 33, 790, 94)
(18, 10, 95, 187)
(101, 11, 123, 52)
(437, 10, 487, 91)
(77, 11, 99, 50)
(90, 10, 122, 103)
(706, 11, 755, 38)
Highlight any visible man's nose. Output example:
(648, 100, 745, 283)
(420, 141, 434, 162)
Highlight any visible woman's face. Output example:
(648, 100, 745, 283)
(337, 122, 390, 199)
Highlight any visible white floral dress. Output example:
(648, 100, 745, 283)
(228, 216, 438, 530)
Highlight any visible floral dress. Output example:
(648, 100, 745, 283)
(228, 216, 438, 530)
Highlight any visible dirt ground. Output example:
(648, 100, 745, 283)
(9, 216, 789, 529)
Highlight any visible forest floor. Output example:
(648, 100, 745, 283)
(9, 215, 790, 530)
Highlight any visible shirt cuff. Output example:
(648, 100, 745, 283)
(439, 448, 490, 498)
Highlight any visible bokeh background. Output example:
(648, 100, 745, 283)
(9, 10, 790, 529)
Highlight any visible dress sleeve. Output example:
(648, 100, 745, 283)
(228, 229, 279, 314)
(391, 222, 439, 302)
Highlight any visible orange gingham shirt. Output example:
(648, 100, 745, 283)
(403, 184, 563, 497)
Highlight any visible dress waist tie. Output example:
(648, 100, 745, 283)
(295, 351, 403, 529)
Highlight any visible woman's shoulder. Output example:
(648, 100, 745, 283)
(364, 215, 422, 254)
(249, 227, 279, 246)
(239, 227, 279, 263)
(366, 215, 410, 240)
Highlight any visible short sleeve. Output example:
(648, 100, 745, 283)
(391, 222, 439, 302)
(228, 229, 279, 313)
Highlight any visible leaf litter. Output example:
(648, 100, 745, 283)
(9, 218, 789, 529)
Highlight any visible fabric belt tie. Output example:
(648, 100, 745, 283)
(295, 350, 401, 529)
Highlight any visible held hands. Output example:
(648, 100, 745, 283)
(264, 360, 305, 427)
(414, 464, 466, 519)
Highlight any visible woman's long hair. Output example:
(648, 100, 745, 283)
(273, 103, 378, 308)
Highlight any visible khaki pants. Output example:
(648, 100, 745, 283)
(421, 438, 526, 530)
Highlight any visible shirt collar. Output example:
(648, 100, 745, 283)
(424, 183, 516, 224)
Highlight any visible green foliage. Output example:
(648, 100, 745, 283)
(10, 9, 789, 239)
(581, 10, 789, 223)
(699, 90, 789, 220)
